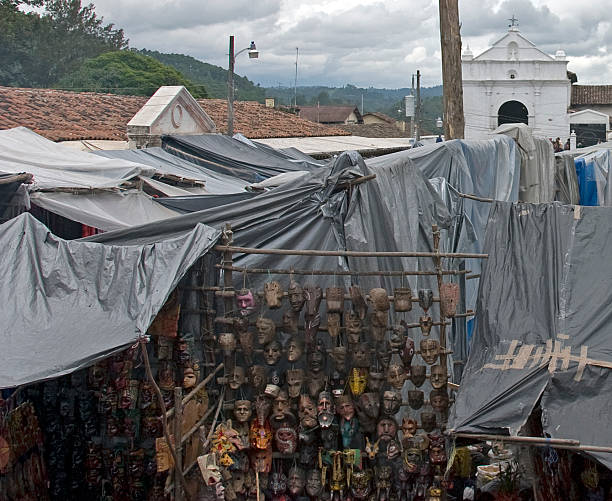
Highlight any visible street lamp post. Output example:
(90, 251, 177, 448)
(227, 36, 258, 136)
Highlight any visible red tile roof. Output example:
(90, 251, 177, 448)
(298, 105, 362, 124)
(571, 85, 612, 106)
(0, 86, 350, 141)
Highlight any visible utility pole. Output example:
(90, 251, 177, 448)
(439, 0, 465, 139)
(294, 47, 299, 108)
(410, 75, 415, 139)
(227, 35, 235, 136)
(415, 70, 421, 141)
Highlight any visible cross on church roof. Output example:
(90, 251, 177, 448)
(508, 15, 519, 28)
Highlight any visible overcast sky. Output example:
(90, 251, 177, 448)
(91, 0, 612, 89)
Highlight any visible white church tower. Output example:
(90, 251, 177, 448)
(462, 17, 571, 140)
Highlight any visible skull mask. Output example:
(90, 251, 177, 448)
(408, 390, 424, 410)
(410, 365, 427, 387)
(382, 389, 402, 416)
(418, 289, 434, 312)
(420, 339, 440, 365)
(264, 341, 282, 366)
(287, 466, 306, 496)
(274, 425, 298, 454)
(286, 336, 304, 363)
(393, 287, 413, 312)
(249, 365, 267, 394)
(234, 400, 252, 423)
(256, 317, 276, 346)
(298, 395, 317, 429)
(286, 369, 304, 398)
(236, 289, 256, 316)
(227, 366, 245, 390)
(429, 389, 449, 412)
(264, 281, 283, 309)
(430, 365, 448, 389)
(288, 279, 306, 313)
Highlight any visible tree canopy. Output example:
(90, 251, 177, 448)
(55, 50, 208, 97)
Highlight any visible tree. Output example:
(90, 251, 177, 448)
(55, 50, 207, 97)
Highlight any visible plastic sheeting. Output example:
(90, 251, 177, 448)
(30, 190, 181, 231)
(162, 133, 325, 183)
(155, 192, 259, 214)
(554, 154, 580, 204)
(94, 147, 249, 194)
(448, 201, 612, 468)
(0, 127, 153, 190)
(0, 213, 220, 388)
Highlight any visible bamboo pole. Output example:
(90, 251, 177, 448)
(213, 245, 488, 259)
(166, 363, 224, 419)
(214, 264, 471, 277)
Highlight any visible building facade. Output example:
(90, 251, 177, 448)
(462, 24, 571, 140)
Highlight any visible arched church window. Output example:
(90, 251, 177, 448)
(507, 41, 519, 60)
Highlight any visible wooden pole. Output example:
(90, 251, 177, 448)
(214, 264, 471, 277)
(415, 70, 421, 142)
(439, 0, 465, 139)
(174, 386, 184, 501)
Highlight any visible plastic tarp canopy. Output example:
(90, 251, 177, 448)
(155, 192, 259, 214)
(161, 133, 325, 183)
(0, 127, 153, 190)
(0, 213, 220, 388)
(575, 149, 612, 206)
(448, 201, 612, 468)
(554, 154, 580, 204)
(493, 123, 555, 203)
(94, 147, 249, 194)
(30, 190, 181, 231)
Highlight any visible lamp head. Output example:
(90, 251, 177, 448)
(248, 41, 259, 58)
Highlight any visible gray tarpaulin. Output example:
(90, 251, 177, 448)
(448, 201, 612, 468)
(0, 213, 220, 388)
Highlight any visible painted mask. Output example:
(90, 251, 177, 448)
(428, 433, 446, 464)
(249, 418, 272, 450)
(376, 341, 392, 370)
(382, 389, 402, 416)
(369, 288, 390, 311)
(326, 286, 345, 313)
(386, 363, 406, 390)
(305, 469, 323, 498)
(351, 469, 372, 499)
(317, 391, 335, 428)
(367, 371, 385, 393)
(330, 345, 348, 373)
(266, 369, 284, 397)
(420, 339, 440, 365)
(336, 395, 355, 421)
(288, 279, 306, 313)
(420, 411, 437, 432)
(419, 316, 433, 336)
(182, 368, 197, 389)
(410, 364, 427, 387)
(249, 447, 272, 473)
(307, 343, 325, 373)
(236, 289, 255, 316)
(330, 371, 345, 398)
(286, 336, 304, 363)
(402, 417, 418, 438)
(386, 439, 401, 460)
(271, 390, 292, 422)
(228, 366, 246, 390)
(430, 365, 448, 389)
(348, 367, 368, 397)
(430, 388, 449, 412)
(402, 337, 416, 367)
(264, 340, 282, 366)
(375, 464, 392, 490)
(249, 365, 267, 394)
(403, 448, 423, 474)
(393, 286, 413, 312)
(256, 317, 276, 345)
(377, 417, 398, 441)
(264, 281, 283, 309)
(286, 369, 305, 398)
(327, 312, 341, 338)
(282, 310, 298, 335)
(299, 395, 318, 429)
(345, 310, 362, 344)
(418, 289, 434, 312)
(440, 282, 459, 318)
(218, 332, 236, 357)
(234, 400, 252, 423)
(254, 394, 272, 425)
(352, 342, 370, 368)
(408, 390, 424, 410)
(303, 284, 323, 316)
(288, 466, 306, 496)
(269, 471, 288, 495)
(274, 425, 298, 455)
